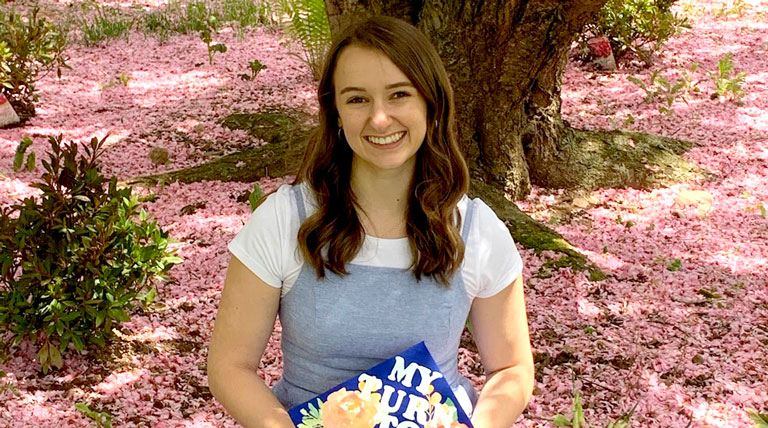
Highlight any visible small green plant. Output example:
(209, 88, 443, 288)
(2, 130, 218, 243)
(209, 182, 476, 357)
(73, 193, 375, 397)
(249, 182, 264, 212)
(0, 369, 20, 397)
(140, 1, 188, 42)
(140, 0, 272, 43)
(582, 0, 690, 65)
(748, 408, 768, 428)
(116, 71, 131, 86)
(667, 258, 682, 271)
(553, 391, 587, 427)
(628, 63, 699, 114)
(185, 0, 224, 33)
(0, 41, 12, 91)
(197, 14, 227, 65)
(553, 391, 637, 427)
(0, 381, 20, 397)
(221, 0, 275, 37)
(274, 0, 332, 79)
(13, 136, 36, 172)
(0, 135, 181, 373)
(709, 53, 746, 103)
(0, 7, 69, 118)
(715, 0, 748, 18)
(697, 286, 722, 301)
(78, 4, 134, 46)
(239, 59, 267, 81)
(75, 402, 113, 428)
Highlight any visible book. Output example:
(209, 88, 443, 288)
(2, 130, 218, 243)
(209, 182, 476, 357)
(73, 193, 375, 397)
(288, 341, 474, 428)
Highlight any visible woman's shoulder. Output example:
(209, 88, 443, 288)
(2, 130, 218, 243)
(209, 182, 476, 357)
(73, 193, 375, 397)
(262, 181, 314, 215)
(459, 195, 504, 234)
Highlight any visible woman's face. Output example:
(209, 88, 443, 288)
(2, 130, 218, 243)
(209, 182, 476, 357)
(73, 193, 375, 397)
(333, 45, 428, 176)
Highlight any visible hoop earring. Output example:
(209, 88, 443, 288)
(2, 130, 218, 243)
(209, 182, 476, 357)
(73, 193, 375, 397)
(338, 128, 344, 140)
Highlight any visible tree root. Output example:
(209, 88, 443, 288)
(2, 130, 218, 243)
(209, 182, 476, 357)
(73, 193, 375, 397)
(528, 126, 716, 190)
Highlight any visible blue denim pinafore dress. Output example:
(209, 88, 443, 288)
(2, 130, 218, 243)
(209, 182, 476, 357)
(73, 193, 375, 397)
(272, 186, 479, 413)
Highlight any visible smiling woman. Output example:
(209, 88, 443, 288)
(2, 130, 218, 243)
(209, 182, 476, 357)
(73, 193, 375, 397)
(207, 15, 533, 428)
(334, 45, 428, 177)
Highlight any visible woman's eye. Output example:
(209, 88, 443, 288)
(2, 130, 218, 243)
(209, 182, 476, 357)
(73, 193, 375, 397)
(393, 91, 411, 99)
(347, 96, 365, 104)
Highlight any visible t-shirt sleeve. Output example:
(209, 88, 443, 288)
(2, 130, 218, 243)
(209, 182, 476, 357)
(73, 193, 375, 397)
(470, 198, 524, 298)
(227, 184, 294, 289)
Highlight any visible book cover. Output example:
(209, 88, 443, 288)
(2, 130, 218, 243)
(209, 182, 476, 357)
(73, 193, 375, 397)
(287, 342, 474, 428)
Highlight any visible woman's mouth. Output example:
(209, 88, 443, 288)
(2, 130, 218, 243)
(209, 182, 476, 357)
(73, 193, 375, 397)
(364, 131, 406, 148)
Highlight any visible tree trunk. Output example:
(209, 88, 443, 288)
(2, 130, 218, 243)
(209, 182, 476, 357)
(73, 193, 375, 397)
(324, 0, 608, 199)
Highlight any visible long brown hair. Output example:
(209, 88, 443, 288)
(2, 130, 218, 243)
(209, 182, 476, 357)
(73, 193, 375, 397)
(294, 15, 469, 286)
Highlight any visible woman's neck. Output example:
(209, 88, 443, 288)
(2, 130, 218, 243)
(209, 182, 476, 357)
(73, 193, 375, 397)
(350, 159, 414, 237)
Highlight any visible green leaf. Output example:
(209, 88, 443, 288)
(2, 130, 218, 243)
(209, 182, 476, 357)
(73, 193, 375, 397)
(38, 342, 50, 366)
(108, 308, 130, 322)
(573, 392, 585, 428)
(72, 335, 85, 352)
(748, 409, 768, 427)
(249, 183, 264, 211)
(627, 76, 646, 90)
(553, 414, 572, 426)
(164, 256, 183, 264)
(26, 151, 36, 171)
(667, 258, 682, 271)
(49, 345, 63, 369)
(95, 311, 105, 327)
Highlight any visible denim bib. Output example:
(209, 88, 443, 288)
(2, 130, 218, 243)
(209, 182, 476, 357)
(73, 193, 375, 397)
(272, 186, 478, 414)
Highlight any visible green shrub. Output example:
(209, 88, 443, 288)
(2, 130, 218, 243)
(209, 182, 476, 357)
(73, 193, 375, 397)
(140, 1, 190, 42)
(221, 0, 274, 37)
(582, 0, 690, 65)
(0, 135, 181, 373)
(78, 4, 135, 46)
(0, 7, 69, 118)
(140, 0, 274, 43)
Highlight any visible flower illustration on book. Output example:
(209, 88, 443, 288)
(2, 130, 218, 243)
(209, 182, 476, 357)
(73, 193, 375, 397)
(298, 374, 384, 428)
(321, 387, 382, 427)
(424, 385, 469, 428)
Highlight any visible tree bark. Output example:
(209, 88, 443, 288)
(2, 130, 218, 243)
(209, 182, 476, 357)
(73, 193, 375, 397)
(324, 0, 608, 199)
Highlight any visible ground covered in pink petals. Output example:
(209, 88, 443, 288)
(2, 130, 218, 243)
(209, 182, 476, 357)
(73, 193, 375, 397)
(1, 0, 766, 427)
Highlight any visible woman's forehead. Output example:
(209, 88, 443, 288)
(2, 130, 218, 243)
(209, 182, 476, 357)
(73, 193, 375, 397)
(333, 45, 412, 91)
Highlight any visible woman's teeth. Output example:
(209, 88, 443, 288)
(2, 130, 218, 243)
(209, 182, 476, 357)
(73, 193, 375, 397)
(366, 132, 405, 145)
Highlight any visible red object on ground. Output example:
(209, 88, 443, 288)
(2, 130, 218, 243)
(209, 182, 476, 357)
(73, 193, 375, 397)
(0, 92, 20, 127)
(587, 36, 613, 58)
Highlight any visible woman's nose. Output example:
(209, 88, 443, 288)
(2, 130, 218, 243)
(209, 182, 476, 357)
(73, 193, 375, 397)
(369, 100, 392, 130)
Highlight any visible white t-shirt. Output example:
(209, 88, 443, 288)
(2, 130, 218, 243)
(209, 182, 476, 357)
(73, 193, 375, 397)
(228, 182, 523, 298)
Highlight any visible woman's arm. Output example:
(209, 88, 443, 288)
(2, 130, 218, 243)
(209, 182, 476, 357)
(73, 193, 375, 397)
(207, 255, 295, 428)
(468, 273, 535, 428)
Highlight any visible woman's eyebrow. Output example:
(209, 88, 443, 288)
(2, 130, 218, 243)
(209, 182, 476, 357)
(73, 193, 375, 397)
(339, 81, 414, 94)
